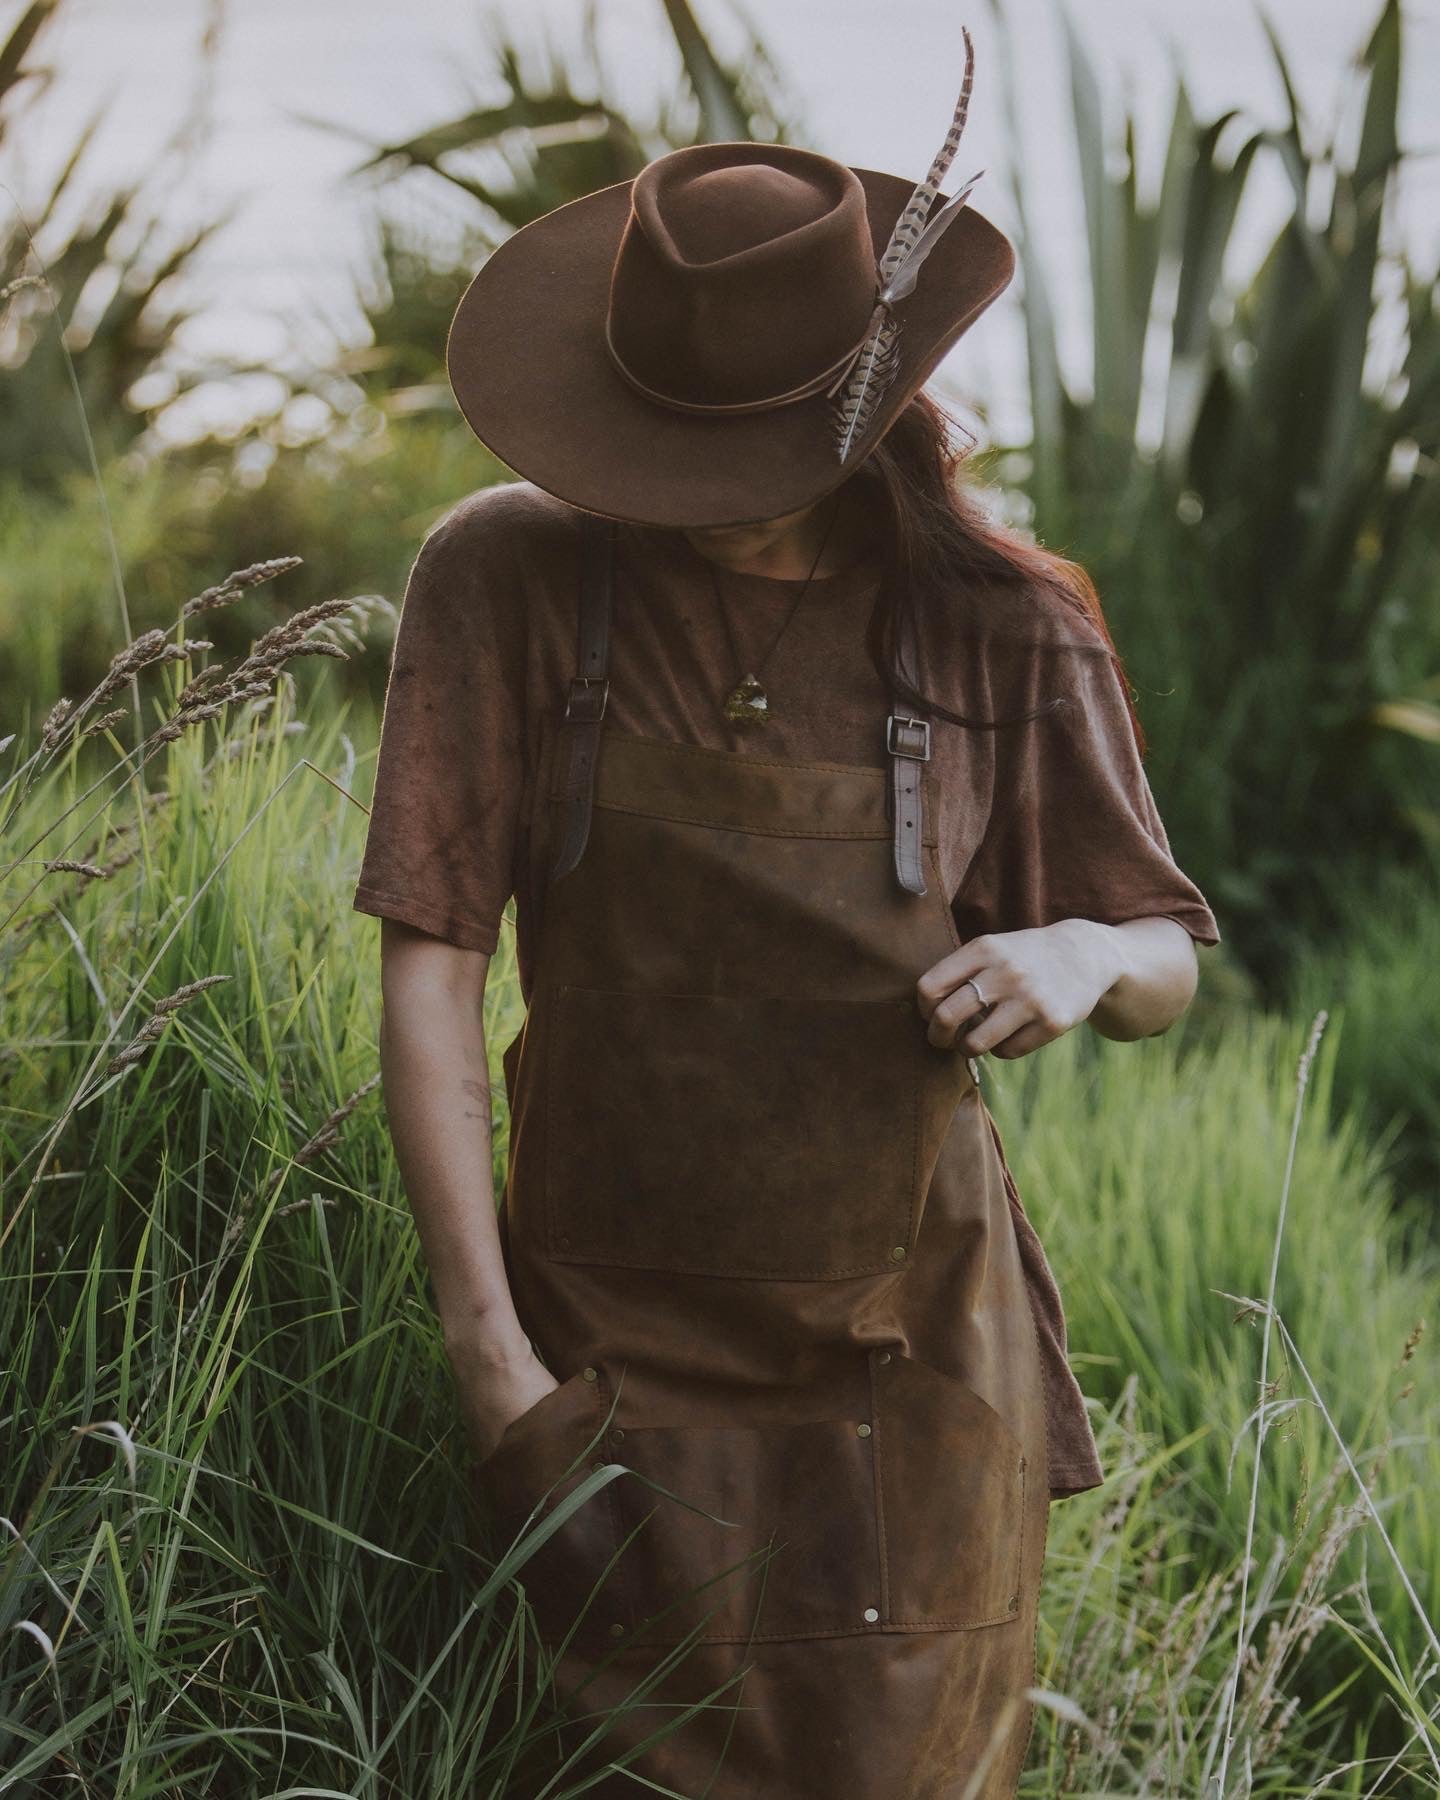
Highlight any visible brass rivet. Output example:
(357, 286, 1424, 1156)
(863, 1607, 879, 1623)
(591, 1458, 605, 1472)
(612, 1427, 625, 1441)
(877, 1351, 891, 1365)
(582, 1366, 598, 1381)
(609, 1622, 625, 1637)
(1009, 1592, 1021, 1610)
(856, 1422, 872, 1438)
(890, 1245, 907, 1262)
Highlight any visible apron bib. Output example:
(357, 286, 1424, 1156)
(469, 527, 1054, 1799)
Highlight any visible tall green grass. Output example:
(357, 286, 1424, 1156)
(985, 1019, 1439, 1784)
(2, 593, 1436, 1791)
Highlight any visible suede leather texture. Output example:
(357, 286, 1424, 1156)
(444, 146, 1017, 527)
(466, 718, 1052, 1797)
(352, 478, 1224, 1505)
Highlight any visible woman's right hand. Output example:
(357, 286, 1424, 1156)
(449, 1332, 561, 1464)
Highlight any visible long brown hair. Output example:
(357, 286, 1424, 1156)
(851, 390, 1146, 756)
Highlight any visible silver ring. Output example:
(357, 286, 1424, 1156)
(964, 976, 988, 1010)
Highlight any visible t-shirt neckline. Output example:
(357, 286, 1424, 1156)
(649, 524, 884, 596)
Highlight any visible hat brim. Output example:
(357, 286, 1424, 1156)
(444, 166, 1015, 529)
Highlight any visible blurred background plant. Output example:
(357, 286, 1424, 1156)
(986, 0, 1440, 1008)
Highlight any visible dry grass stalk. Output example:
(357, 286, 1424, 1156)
(87, 628, 196, 713)
(275, 1190, 341, 1218)
(180, 557, 304, 617)
(249, 1072, 384, 1214)
(41, 859, 107, 879)
(82, 708, 128, 739)
(0, 271, 45, 305)
(105, 974, 233, 1075)
(149, 598, 360, 747)
(38, 698, 74, 752)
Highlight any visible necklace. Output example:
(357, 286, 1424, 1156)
(706, 496, 842, 728)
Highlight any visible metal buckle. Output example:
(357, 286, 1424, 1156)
(886, 713, 931, 761)
(564, 675, 609, 722)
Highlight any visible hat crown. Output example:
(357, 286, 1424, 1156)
(658, 162, 834, 263)
(607, 143, 878, 410)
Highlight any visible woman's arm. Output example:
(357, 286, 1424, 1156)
(378, 916, 558, 1457)
(915, 914, 1199, 1059)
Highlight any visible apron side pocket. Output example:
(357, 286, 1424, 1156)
(471, 1368, 626, 1646)
(608, 1413, 880, 1645)
(873, 1351, 1025, 1630)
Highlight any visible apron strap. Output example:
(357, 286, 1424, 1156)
(886, 709, 931, 895)
(551, 512, 617, 880)
(885, 601, 931, 896)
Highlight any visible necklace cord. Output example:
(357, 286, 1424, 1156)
(706, 494, 844, 702)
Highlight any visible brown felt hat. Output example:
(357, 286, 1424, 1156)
(445, 52, 1014, 527)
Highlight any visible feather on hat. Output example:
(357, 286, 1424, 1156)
(445, 23, 1013, 527)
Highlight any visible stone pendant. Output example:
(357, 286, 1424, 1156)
(722, 672, 770, 726)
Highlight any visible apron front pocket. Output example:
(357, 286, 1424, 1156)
(543, 984, 926, 1279)
(872, 1351, 1026, 1629)
(607, 1412, 880, 1645)
(470, 1368, 626, 1646)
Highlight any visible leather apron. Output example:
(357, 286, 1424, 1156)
(470, 519, 1053, 1799)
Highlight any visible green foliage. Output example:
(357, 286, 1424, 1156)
(0, 414, 502, 722)
(985, 1015, 1440, 1782)
(321, 0, 798, 427)
(990, 0, 1440, 990)
(0, 3, 267, 488)
(2, 601, 1436, 1787)
(1286, 845, 1440, 1204)
(4, 1, 1438, 1789)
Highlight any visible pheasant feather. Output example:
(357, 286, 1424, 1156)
(830, 306, 902, 463)
(829, 26, 983, 463)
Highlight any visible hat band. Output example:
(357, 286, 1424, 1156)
(603, 303, 883, 417)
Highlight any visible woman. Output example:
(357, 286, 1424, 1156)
(353, 39, 1220, 1800)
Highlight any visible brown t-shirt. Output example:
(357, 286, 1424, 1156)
(353, 478, 1222, 1497)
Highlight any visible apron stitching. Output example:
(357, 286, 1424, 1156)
(547, 1257, 916, 1281)
(569, 727, 897, 779)
(927, 830, 963, 955)
(869, 1350, 890, 1624)
(982, 1113, 1056, 1780)
(576, 804, 899, 841)
(987, 1110, 1062, 1485)
(549, 983, 917, 1009)
(905, 1028, 921, 1256)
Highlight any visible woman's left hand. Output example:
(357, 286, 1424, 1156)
(915, 919, 1124, 1059)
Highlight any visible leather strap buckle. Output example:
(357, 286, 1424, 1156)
(886, 714, 931, 761)
(564, 675, 610, 722)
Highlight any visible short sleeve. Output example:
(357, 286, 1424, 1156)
(351, 498, 528, 954)
(952, 638, 1221, 948)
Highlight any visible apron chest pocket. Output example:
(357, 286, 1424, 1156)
(543, 984, 928, 1279)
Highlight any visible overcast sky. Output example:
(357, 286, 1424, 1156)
(4, 0, 1437, 446)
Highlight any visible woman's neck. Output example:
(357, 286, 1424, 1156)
(679, 488, 876, 579)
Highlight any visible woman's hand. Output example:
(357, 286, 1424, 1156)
(448, 1332, 561, 1464)
(918, 921, 1118, 1058)
(916, 916, 1199, 1057)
